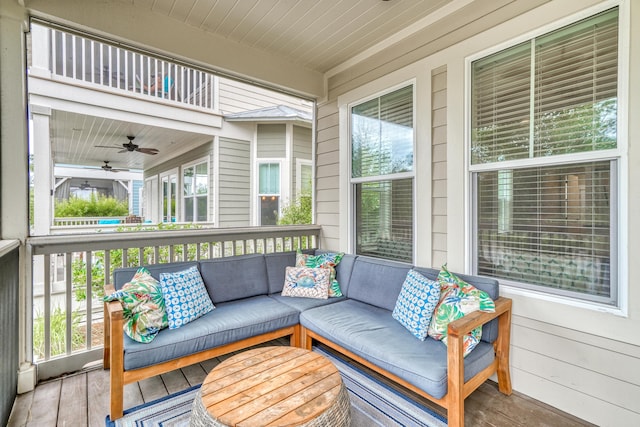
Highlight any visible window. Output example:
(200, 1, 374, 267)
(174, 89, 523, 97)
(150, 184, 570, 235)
(351, 85, 414, 262)
(470, 8, 619, 304)
(183, 161, 209, 222)
(258, 162, 280, 225)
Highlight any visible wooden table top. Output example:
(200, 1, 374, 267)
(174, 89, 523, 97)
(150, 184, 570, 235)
(199, 346, 343, 427)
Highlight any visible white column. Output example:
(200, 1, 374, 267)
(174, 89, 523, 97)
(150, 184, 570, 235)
(29, 23, 52, 78)
(31, 104, 53, 236)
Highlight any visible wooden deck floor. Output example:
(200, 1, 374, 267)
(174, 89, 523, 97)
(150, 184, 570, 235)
(8, 341, 594, 427)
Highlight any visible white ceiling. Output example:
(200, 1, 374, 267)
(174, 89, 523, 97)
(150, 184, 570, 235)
(120, 0, 454, 74)
(51, 111, 213, 171)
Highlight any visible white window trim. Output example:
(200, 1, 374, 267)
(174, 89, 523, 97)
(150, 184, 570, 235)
(254, 159, 283, 225)
(159, 168, 179, 223)
(296, 158, 312, 196)
(464, 0, 629, 316)
(346, 81, 417, 262)
(181, 156, 210, 223)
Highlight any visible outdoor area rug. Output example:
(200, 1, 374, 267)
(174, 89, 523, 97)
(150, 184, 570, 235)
(106, 346, 447, 427)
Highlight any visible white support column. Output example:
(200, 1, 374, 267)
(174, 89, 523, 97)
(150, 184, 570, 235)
(29, 22, 52, 78)
(31, 104, 53, 236)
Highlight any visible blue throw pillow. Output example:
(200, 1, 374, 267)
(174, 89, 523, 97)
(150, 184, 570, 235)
(159, 265, 215, 329)
(392, 269, 441, 341)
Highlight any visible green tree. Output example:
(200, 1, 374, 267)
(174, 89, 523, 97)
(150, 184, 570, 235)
(278, 194, 312, 225)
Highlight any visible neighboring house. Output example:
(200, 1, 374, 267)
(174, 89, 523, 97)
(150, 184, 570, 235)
(27, 22, 313, 233)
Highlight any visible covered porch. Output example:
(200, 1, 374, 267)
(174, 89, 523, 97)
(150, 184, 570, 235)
(2, 1, 640, 426)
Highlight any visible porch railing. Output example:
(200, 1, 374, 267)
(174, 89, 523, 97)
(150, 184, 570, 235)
(27, 225, 320, 380)
(34, 22, 217, 110)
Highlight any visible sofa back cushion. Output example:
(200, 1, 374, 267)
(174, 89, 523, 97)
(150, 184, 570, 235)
(199, 254, 268, 303)
(265, 251, 298, 294)
(347, 256, 412, 311)
(113, 262, 198, 291)
(412, 266, 500, 344)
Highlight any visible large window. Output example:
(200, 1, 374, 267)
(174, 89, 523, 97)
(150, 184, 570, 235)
(258, 162, 280, 225)
(351, 85, 414, 262)
(183, 160, 209, 222)
(470, 8, 619, 304)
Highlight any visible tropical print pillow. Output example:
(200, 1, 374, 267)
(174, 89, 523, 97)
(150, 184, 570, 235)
(104, 267, 168, 343)
(282, 266, 331, 299)
(428, 265, 495, 356)
(295, 250, 345, 297)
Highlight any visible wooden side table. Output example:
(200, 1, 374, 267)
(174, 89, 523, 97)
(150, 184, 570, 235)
(190, 346, 350, 427)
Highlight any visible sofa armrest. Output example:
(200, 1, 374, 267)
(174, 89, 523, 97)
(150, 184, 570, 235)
(103, 284, 124, 369)
(447, 296, 512, 338)
(445, 296, 512, 427)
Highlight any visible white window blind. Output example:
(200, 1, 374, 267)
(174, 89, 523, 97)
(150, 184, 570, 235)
(471, 8, 618, 165)
(471, 8, 618, 304)
(351, 85, 414, 263)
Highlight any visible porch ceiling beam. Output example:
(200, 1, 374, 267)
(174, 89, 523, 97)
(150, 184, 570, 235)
(22, 0, 324, 99)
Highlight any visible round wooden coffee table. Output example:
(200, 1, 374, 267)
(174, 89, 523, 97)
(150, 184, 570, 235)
(190, 346, 350, 427)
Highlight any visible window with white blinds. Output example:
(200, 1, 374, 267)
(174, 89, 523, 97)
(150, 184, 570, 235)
(351, 85, 414, 263)
(470, 8, 619, 304)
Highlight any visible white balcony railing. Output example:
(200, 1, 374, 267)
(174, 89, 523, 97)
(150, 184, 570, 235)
(36, 22, 217, 110)
(27, 225, 320, 380)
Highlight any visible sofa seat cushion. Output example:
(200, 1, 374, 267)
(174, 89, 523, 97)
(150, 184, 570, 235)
(269, 293, 346, 312)
(300, 299, 495, 399)
(123, 296, 299, 370)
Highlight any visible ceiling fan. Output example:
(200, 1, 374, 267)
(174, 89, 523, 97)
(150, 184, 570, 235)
(79, 180, 91, 190)
(96, 135, 159, 155)
(101, 160, 128, 173)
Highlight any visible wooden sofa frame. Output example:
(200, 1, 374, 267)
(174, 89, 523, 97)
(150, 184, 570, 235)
(103, 284, 301, 420)
(105, 280, 511, 426)
(301, 296, 513, 427)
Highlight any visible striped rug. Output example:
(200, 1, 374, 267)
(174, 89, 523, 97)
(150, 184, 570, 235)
(106, 346, 447, 427)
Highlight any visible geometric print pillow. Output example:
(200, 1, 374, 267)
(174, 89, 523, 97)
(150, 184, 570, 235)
(103, 267, 168, 343)
(159, 265, 215, 329)
(295, 250, 345, 297)
(392, 269, 441, 341)
(282, 266, 331, 299)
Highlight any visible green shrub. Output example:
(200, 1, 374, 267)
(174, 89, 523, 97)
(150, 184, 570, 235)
(33, 307, 84, 359)
(278, 194, 312, 225)
(55, 193, 129, 217)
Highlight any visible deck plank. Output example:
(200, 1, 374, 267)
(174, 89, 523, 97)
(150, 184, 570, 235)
(57, 374, 87, 427)
(138, 375, 168, 402)
(26, 380, 60, 427)
(7, 340, 596, 427)
(160, 369, 189, 394)
(7, 390, 34, 427)
(86, 369, 109, 427)
(182, 363, 208, 386)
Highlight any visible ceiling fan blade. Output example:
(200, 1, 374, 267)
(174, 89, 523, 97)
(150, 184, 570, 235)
(136, 147, 159, 155)
(95, 145, 121, 149)
(117, 149, 129, 153)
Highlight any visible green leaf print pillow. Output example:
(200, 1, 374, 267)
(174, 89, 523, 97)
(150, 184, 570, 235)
(104, 267, 168, 343)
(427, 265, 495, 357)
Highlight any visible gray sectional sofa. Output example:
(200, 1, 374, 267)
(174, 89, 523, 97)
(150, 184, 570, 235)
(104, 250, 512, 427)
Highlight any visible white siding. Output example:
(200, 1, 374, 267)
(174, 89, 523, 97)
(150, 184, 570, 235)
(431, 66, 447, 268)
(218, 137, 251, 227)
(218, 78, 313, 115)
(315, 102, 340, 251)
(321, 2, 640, 426)
(257, 124, 286, 158)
